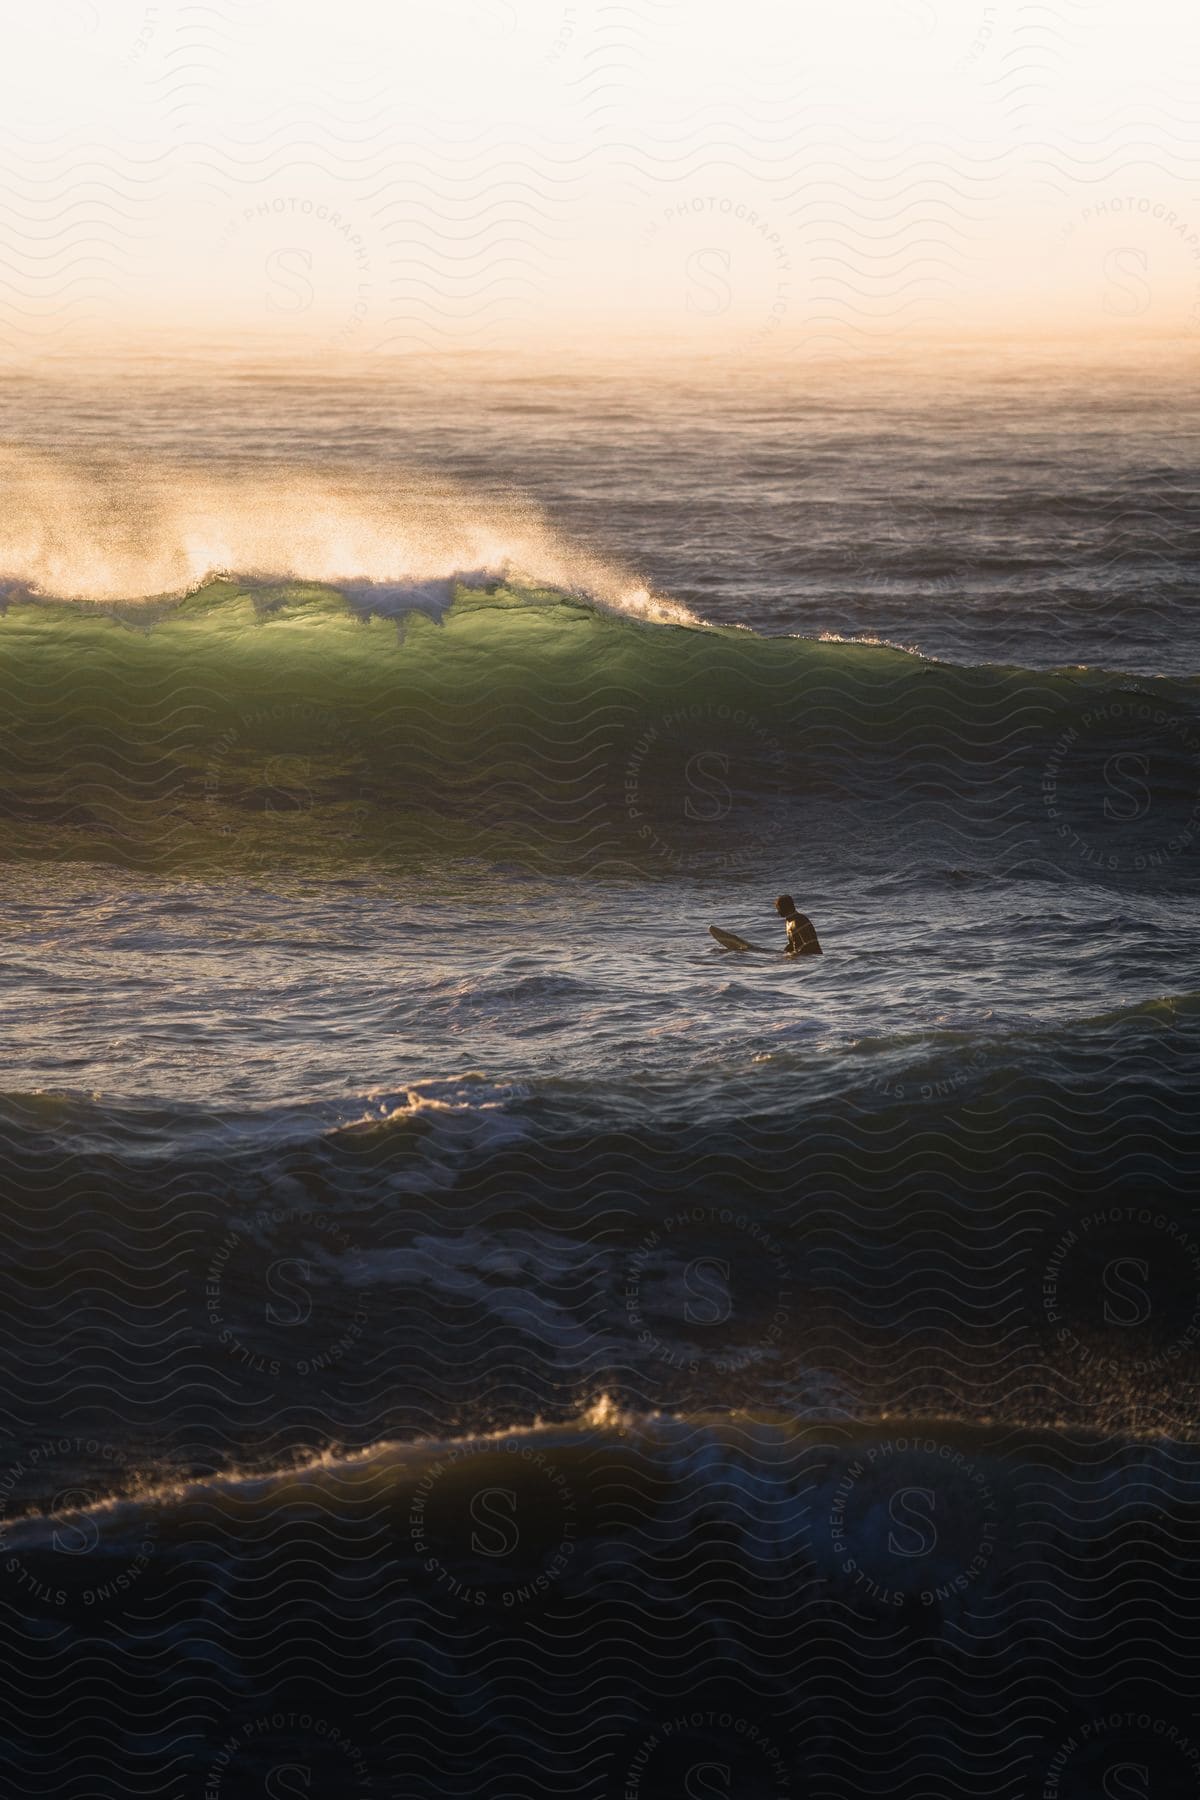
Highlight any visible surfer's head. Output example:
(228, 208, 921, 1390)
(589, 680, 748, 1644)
(775, 894, 797, 918)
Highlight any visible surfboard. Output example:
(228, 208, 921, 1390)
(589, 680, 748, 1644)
(709, 925, 774, 953)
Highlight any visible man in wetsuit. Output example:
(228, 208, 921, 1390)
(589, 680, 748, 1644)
(775, 894, 822, 956)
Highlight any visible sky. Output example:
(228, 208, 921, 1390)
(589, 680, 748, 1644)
(0, 0, 1198, 367)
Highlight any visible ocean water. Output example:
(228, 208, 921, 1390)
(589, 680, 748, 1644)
(1, 358, 1198, 1795)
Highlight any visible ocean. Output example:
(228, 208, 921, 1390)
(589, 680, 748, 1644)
(1, 354, 1198, 1796)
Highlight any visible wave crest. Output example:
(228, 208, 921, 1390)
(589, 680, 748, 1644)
(0, 448, 694, 623)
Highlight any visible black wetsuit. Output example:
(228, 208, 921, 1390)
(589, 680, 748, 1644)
(784, 913, 822, 956)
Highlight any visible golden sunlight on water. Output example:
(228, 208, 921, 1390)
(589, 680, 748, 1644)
(0, 448, 696, 614)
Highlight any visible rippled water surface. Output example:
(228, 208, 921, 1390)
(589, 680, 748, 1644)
(2, 359, 1197, 1796)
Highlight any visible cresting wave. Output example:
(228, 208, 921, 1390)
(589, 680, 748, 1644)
(0, 1407, 1188, 1583)
(0, 1396, 629, 1542)
(0, 448, 691, 620)
(1, 571, 1197, 873)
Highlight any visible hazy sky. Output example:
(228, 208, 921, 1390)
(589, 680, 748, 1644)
(1, 0, 1198, 366)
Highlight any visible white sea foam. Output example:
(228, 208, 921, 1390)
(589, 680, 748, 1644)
(0, 448, 698, 624)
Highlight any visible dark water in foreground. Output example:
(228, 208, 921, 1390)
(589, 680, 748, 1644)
(0, 360, 1197, 1794)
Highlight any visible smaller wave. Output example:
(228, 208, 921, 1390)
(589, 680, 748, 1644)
(0, 1396, 630, 1543)
(328, 1074, 531, 1188)
(1, 987, 1196, 1170)
(1, 1401, 1182, 1550)
(0, 1070, 531, 1177)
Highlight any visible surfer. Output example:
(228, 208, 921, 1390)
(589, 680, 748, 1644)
(775, 894, 822, 956)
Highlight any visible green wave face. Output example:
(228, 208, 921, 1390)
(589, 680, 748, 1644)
(2, 579, 1198, 876)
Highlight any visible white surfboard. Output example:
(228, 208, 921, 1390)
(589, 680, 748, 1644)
(709, 925, 775, 953)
